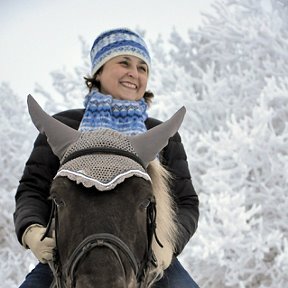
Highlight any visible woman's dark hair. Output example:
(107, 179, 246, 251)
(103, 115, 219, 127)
(84, 68, 154, 107)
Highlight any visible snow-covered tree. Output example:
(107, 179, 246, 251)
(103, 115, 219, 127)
(149, 0, 288, 133)
(181, 78, 288, 287)
(0, 83, 37, 286)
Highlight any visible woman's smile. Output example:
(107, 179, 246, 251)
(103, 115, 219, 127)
(120, 81, 137, 89)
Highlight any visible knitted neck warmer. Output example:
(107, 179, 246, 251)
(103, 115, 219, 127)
(78, 90, 148, 135)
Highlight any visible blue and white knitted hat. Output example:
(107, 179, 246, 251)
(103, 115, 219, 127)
(90, 28, 151, 76)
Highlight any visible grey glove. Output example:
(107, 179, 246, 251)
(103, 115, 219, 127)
(22, 224, 56, 263)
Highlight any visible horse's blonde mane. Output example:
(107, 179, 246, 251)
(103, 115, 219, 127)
(147, 159, 178, 275)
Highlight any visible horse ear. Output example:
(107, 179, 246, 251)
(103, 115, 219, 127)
(27, 94, 81, 159)
(129, 106, 186, 167)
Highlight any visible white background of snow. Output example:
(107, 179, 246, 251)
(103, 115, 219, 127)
(1, 0, 287, 287)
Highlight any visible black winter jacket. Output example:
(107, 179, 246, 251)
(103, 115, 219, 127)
(14, 109, 199, 256)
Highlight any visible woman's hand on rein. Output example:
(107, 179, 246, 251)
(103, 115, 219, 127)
(22, 224, 56, 263)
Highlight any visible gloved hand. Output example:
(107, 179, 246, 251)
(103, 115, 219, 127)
(22, 224, 56, 263)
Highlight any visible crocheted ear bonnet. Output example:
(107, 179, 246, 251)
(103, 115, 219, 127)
(55, 128, 151, 191)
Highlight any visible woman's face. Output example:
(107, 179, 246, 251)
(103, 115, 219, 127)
(96, 55, 148, 101)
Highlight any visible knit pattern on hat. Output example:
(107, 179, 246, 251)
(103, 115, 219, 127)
(90, 28, 151, 75)
(78, 91, 148, 135)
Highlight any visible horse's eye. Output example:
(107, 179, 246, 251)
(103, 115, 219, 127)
(139, 199, 151, 210)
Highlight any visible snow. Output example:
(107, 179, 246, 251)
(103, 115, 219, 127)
(1, 0, 287, 287)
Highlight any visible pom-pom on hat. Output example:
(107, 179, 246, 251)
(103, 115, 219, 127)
(90, 28, 151, 76)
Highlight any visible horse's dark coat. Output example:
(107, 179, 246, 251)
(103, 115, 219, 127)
(51, 175, 154, 287)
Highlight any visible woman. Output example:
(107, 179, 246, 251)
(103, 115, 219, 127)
(14, 28, 199, 288)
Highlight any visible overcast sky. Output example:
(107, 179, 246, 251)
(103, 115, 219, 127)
(0, 0, 215, 98)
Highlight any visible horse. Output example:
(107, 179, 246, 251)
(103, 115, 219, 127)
(27, 95, 186, 288)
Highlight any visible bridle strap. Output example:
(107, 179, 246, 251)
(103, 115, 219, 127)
(64, 233, 139, 287)
(136, 200, 160, 283)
